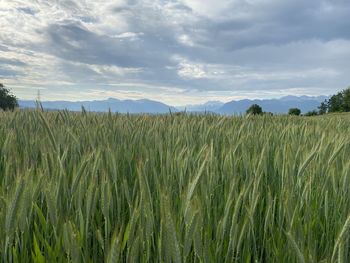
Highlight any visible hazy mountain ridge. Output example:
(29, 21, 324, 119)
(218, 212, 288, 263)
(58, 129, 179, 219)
(217, 95, 328, 114)
(19, 98, 177, 114)
(178, 101, 225, 112)
(19, 95, 328, 114)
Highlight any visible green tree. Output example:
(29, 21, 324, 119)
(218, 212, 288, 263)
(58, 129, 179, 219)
(342, 87, 350, 112)
(318, 100, 328, 115)
(246, 104, 263, 115)
(328, 92, 343, 112)
(288, 108, 301, 116)
(0, 83, 18, 111)
(316, 87, 350, 114)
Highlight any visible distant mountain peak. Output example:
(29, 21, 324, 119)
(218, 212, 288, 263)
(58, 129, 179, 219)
(106, 97, 120, 101)
(203, 100, 224, 105)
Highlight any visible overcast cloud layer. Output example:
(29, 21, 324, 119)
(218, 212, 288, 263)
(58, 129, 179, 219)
(1, 0, 350, 105)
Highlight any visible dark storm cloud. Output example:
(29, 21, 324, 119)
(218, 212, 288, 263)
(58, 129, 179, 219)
(187, 0, 350, 51)
(44, 22, 176, 68)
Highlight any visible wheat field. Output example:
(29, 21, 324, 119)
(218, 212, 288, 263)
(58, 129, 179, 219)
(1, 110, 350, 262)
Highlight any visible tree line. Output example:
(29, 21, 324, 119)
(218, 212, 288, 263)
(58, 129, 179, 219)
(246, 86, 350, 116)
(318, 87, 350, 114)
(246, 104, 304, 116)
(303, 86, 350, 116)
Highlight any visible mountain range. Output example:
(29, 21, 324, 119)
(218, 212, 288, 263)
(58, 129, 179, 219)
(19, 98, 177, 114)
(177, 101, 225, 112)
(19, 95, 328, 114)
(218, 95, 328, 115)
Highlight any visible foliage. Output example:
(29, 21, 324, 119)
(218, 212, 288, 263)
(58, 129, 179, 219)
(328, 92, 344, 113)
(318, 100, 328, 115)
(343, 88, 350, 112)
(1, 110, 350, 262)
(0, 83, 18, 111)
(288, 108, 301, 116)
(316, 87, 350, 114)
(246, 104, 263, 115)
(304, 110, 319, 116)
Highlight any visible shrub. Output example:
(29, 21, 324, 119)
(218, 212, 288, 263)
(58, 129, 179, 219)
(304, 110, 318, 116)
(288, 108, 301, 116)
(246, 104, 263, 115)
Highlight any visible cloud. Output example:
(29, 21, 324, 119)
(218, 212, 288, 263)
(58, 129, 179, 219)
(0, 0, 349, 104)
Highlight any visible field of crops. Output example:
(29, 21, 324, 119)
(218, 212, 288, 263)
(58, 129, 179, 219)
(1, 110, 350, 262)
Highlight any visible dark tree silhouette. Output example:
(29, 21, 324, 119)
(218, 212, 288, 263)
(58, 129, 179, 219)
(328, 92, 343, 113)
(0, 83, 18, 111)
(246, 104, 263, 115)
(288, 108, 301, 116)
(343, 88, 350, 112)
(318, 100, 328, 115)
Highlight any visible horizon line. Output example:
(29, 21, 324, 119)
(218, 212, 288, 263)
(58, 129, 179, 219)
(17, 94, 330, 107)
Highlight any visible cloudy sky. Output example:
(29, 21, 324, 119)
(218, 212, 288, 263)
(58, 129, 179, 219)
(1, 0, 350, 105)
